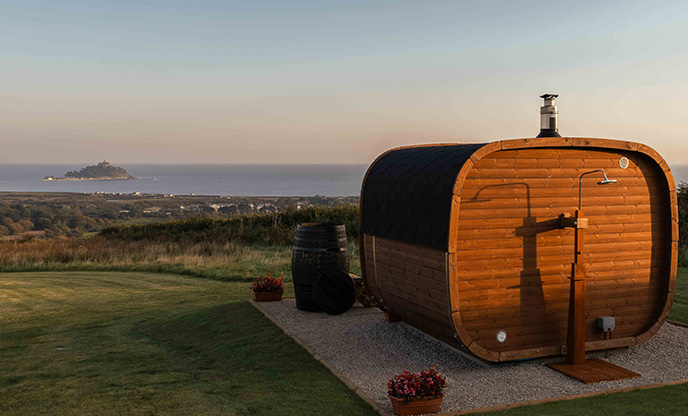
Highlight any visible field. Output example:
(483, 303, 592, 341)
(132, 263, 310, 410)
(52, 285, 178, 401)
(0, 272, 376, 416)
(1, 269, 686, 415)
(0, 205, 361, 280)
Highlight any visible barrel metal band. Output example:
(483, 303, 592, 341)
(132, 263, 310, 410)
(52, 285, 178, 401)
(293, 247, 347, 253)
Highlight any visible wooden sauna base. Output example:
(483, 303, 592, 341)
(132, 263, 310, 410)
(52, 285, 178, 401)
(547, 358, 641, 384)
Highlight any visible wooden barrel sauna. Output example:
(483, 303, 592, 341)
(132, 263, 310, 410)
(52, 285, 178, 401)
(292, 223, 350, 312)
(359, 137, 677, 363)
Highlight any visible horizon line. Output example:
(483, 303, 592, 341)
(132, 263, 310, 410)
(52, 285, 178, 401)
(0, 162, 371, 166)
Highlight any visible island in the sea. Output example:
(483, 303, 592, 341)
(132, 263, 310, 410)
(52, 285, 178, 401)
(42, 161, 136, 181)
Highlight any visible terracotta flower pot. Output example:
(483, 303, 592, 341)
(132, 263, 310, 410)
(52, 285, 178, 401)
(253, 290, 284, 302)
(389, 395, 443, 416)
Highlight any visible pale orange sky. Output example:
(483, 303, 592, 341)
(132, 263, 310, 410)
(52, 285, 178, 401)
(1, 1, 686, 165)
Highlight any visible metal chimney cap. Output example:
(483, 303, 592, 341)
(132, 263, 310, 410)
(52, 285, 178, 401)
(540, 94, 558, 100)
(537, 93, 561, 138)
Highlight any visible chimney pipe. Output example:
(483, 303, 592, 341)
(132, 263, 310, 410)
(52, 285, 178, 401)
(537, 94, 561, 138)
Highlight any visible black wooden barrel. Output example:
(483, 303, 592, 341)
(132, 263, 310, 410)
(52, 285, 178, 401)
(291, 223, 349, 312)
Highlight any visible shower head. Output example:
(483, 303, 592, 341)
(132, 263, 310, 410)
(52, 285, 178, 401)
(579, 169, 617, 209)
(596, 170, 617, 185)
(598, 179, 617, 185)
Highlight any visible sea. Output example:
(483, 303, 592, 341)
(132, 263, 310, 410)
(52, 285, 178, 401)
(0, 163, 687, 197)
(0, 164, 369, 197)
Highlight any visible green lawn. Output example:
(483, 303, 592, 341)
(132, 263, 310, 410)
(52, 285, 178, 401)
(1, 268, 686, 415)
(0, 272, 376, 416)
(669, 267, 688, 323)
(479, 383, 688, 416)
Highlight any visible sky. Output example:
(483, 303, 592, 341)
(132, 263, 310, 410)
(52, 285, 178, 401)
(1, 0, 687, 164)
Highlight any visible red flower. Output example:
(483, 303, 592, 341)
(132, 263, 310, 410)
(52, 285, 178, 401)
(251, 271, 286, 293)
(387, 365, 446, 401)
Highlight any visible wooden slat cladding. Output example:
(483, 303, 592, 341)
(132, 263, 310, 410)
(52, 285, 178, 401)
(361, 235, 455, 340)
(454, 147, 672, 359)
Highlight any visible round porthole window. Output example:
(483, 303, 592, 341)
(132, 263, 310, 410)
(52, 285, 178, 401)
(619, 157, 629, 169)
(496, 330, 507, 343)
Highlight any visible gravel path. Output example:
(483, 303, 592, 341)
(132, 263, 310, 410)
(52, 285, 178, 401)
(259, 299, 688, 414)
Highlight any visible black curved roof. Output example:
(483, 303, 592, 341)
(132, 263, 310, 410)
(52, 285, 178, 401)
(360, 143, 485, 251)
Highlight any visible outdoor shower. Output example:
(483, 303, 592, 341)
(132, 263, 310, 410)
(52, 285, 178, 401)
(547, 168, 637, 382)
